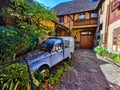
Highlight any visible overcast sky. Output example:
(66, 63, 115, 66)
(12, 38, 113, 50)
(35, 0, 72, 8)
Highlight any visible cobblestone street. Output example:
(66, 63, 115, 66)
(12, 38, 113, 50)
(54, 49, 120, 90)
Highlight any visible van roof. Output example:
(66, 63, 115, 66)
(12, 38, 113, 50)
(43, 36, 74, 44)
(56, 36, 74, 41)
(43, 38, 61, 44)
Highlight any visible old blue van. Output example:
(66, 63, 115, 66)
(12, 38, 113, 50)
(20, 36, 74, 78)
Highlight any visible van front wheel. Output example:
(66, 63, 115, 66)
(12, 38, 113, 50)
(39, 66, 50, 80)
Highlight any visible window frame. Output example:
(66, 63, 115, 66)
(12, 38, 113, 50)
(59, 16, 64, 23)
(112, 28, 120, 52)
(54, 43, 61, 51)
(79, 13, 85, 20)
(64, 40, 70, 48)
(91, 11, 97, 18)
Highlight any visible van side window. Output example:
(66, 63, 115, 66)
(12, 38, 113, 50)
(65, 40, 70, 48)
(55, 43, 61, 51)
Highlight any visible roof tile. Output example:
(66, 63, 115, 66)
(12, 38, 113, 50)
(52, 0, 100, 15)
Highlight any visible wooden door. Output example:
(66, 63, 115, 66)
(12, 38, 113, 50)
(57, 30, 67, 36)
(80, 31, 94, 48)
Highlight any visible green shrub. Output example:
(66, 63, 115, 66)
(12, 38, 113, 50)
(0, 0, 56, 62)
(0, 63, 30, 90)
(113, 54, 120, 63)
(109, 53, 118, 59)
(49, 67, 64, 85)
(93, 46, 108, 55)
(94, 46, 120, 64)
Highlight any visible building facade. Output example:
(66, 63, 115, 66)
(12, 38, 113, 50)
(53, 0, 100, 49)
(108, 0, 120, 53)
(98, 0, 120, 53)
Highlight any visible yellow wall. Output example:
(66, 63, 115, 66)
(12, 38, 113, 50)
(57, 11, 93, 29)
(41, 20, 55, 29)
(71, 29, 81, 42)
(74, 14, 79, 20)
(85, 12, 90, 19)
(64, 15, 69, 28)
(56, 11, 97, 44)
(71, 28, 96, 42)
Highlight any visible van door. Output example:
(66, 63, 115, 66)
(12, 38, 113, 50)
(50, 43, 63, 66)
(64, 40, 70, 59)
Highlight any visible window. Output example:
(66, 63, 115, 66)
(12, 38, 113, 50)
(81, 31, 93, 35)
(59, 16, 64, 23)
(55, 43, 61, 51)
(91, 11, 97, 18)
(79, 13, 85, 20)
(40, 43, 53, 51)
(112, 28, 120, 52)
(64, 40, 70, 48)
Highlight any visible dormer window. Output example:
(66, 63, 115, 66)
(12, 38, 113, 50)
(79, 13, 85, 20)
(59, 16, 64, 23)
(91, 11, 97, 18)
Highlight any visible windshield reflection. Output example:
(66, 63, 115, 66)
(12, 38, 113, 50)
(40, 43, 53, 52)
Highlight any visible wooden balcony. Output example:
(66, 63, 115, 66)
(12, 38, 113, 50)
(73, 18, 97, 26)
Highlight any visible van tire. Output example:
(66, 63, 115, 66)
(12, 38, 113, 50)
(68, 53, 72, 60)
(38, 66, 50, 80)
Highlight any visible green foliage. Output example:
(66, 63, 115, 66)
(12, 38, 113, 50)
(98, 39, 103, 47)
(49, 67, 64, 85)
(109, 53, 118, 59)
(110, 53, 120, 63)
(94, 46, 120, 63)
(34, 71, 43, 82)
(0, 63, 30, 90)
(49, 61, 72, 85)
(63, 62, 73, 71)
(113, 55, 120, 63)
(2, 0, 56, 25)
(68, 30, 71, 36)
(93, 46, 108, 55)
(0, 26, 41, 61)
(0, 0, 56, 62)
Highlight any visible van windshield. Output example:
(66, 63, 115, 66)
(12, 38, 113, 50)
(40, 43, 53, 52)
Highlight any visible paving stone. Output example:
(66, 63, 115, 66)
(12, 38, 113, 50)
(54, 49, 120, 90)
(89, 84, 99, 90)
(79, 84, 91, 90)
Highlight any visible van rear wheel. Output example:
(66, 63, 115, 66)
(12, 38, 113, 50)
(68, 53, 72, 60)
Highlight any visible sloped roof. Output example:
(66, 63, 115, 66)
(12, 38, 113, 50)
(52, 20, 69, 30)
(52, 0, 100, 16)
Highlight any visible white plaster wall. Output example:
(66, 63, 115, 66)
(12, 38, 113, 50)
(108, 19, 120, 51)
